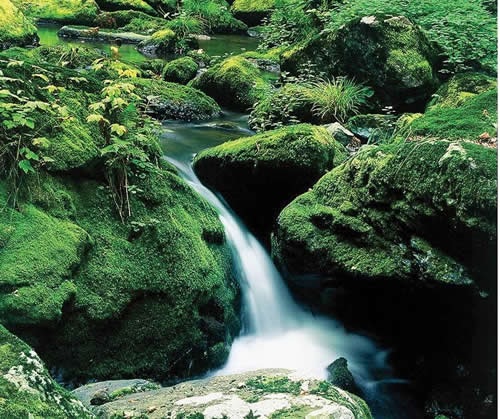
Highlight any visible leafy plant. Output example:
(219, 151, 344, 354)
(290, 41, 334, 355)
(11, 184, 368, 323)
(305, 77, 373, 123)
(87, 64, 159, 221)
(0, 63, 57, 207)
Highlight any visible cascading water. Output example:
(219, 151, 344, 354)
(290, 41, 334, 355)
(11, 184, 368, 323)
(162, 114, 418, 418)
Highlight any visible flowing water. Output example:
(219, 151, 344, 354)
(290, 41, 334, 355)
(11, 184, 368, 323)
(161, 114, 419, 418)
(31, 26, 418, 415)
(36, 24, 260, 64)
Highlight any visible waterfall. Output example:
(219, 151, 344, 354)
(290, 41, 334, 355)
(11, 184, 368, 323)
(166, 156, 382, 381)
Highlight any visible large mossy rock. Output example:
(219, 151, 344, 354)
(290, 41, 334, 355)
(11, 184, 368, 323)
(409, 81, 497, 141)
(0, 325, 91, 418)
(95, 0, 157, 15)
(231, 0, 275, 26)
(249, 83, 320, 131)
(190, 55, 271, 112)
(12, 0, 99, 25)
(162, 56, 199, 84)
(131, 77, 222, 121)
(75, 369, 373, 418)
(281, 15, 442, 111)
(0, 0, 38, 50)
(194, 124, 348, 234)
(273, 139, 497, 291)
(137, 28, 197, 57)
(0, 55, 238, 384)
(0, 165, 239, 383)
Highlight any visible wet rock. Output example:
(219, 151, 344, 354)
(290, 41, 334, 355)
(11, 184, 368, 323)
(194, 124, 348, 235)
(74, 369, 373, 418)
(327, 358, 360, 396)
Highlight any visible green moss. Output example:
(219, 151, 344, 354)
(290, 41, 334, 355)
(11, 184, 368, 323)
(0, 325, 91, 418)
(0, 55, 238, 382)
(410, 89, 497, 140)
(13, 0, 99, 25)
(0, 0, 37, 49)
(246, 376, 301, 395)
(95, 0, 157, 15)
(194, 124, 347, 232)
(129, 76, 221, 120)
(231, 0, 275, 26)
(249, 83, 318, 131)
(310, 381, 373, 419)
(137, 28, 197, 57)
(182, 0, 247, 34)
(190, 55, 271, 111)
(427, 72, 497, 109)
(281, 15, 440, 111)
(162, 56, 198, 84)
(273, 139, 497, 290)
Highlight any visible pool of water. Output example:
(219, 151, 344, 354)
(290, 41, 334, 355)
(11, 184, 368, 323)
(36, 23, 260, 65)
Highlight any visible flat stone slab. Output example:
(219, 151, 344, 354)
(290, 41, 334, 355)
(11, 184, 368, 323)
(58, 26, 150, 44)
(73, 369, 372, 418)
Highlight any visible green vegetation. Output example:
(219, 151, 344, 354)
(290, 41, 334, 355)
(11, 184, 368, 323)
(0, 325, 91, 418)
(181, 0, 247, 33)
(231, 0, 276, 26)
(0, 0, 37, 49)
(273, 139, 497, 290)
(246, 375, 301, 395)
(194, 124, 347, 231)
(162, 56, 198, 84)
(190, 55, 271, 111)
(305, 77, 373, 123)
(130, 76, 222, 120)
(137, 27, 197, 56)
(0, 49, 239, 383)
(326, 0, 497, 73)
(13, 0, 99, 24)
(410, 89, 497, 140)
(95, 0, 157, 15)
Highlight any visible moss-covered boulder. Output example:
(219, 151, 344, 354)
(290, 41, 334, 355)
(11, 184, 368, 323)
(162, 56, 199, 84)
(281, 15, 442, 111)
(249, 83, 320, 131)
(76, 370, 373, 418)
(273, 139, 497, 292)
(194, 124, 348, 234)
(0, 56, 238, 383)
(130, 77, 221, 120)
(95, 0, 157, 15)
(190, 55, 271, 111)
(13, 0, 99, 25)
(327, 358, 359, 396)
(409, 87, 497, 141)
(0, 0, 38, 50)
(182, 0, 247, 34)
(427, 72, 497, 110)
(137, 28, 197, 57)
(0, 325, 91, 418)
(231, 0, 275, 26)
(93, 10, 166, 34)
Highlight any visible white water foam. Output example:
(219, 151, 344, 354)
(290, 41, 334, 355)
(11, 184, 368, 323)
(167, 156, 383, 382)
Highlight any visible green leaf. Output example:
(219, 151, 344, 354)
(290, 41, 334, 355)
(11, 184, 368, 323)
(18, 159, 35, 174)
(110, 124, 127, 136)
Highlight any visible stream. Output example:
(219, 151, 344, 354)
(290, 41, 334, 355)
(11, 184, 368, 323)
(161, 114, 420, 419)
(38, 25, 420, 417)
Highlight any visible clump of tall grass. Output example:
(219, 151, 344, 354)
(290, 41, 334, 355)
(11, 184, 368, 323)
(305, 77, 373, 123)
